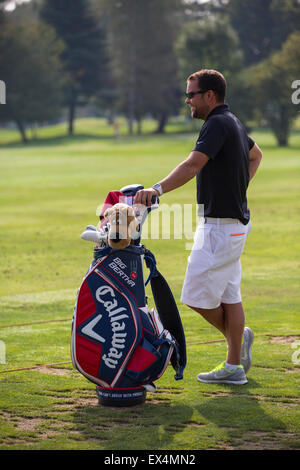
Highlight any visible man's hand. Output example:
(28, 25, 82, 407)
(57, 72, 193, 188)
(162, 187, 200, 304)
(133, 188, 159, 206)
(134, 187, 159, 206)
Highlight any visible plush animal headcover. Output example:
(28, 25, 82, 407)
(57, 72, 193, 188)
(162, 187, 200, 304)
(103, 203, 139, 249)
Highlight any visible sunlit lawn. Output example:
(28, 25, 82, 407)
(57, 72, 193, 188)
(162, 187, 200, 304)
(0, 118, 299, 450)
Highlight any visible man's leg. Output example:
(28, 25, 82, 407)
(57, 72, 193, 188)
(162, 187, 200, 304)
(222, 302, 245, 365)
(187, 304, 226, 336)
(188, 301, 245, 365)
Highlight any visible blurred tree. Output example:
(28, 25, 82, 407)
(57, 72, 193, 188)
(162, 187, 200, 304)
(175, 15, 255, 126)
(278, 31, 300, 77)
(176, 16, 243, 82)
(0, 0, 6, 22)
(246, 32, 300, 146)
(198, 0, 300, 66)
(227, 0, 282, 65)
(41, 0, 109, 135)
(136, 0, 183, 134)
(0, 20, 64, 143)
(102, 0, 182, 135)
(7, 0, 42, 21)
(230, 0, 300, 65)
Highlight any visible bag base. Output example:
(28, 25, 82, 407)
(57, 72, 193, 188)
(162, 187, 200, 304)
(96, 386, 147, 407)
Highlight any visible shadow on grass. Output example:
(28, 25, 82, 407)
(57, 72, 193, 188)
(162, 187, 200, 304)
(0, 133, 116, 149)
(71, 394, 194, 450)
(196, 379, 286, 434)
(1, 127, 300, 151)
(0, 129, 198, 149)
(70, 379, 287, 450)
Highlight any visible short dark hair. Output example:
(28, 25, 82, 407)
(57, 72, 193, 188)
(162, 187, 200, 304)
(188, 69, 226, 103)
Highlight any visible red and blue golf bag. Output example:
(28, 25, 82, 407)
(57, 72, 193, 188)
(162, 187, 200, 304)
(71, 185, 186, 406)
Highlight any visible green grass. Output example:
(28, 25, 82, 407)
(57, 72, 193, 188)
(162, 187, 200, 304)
(0, 118, 299, 450)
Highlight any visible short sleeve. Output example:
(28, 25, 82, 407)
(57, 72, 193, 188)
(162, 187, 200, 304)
(248, 135, 255, 150)
(193, 117, 228, 160)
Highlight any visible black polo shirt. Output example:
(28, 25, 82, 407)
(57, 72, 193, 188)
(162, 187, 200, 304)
(193, 104, 255, 225)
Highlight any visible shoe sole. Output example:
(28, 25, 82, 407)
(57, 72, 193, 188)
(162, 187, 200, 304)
(241, 327, 254, 374)
(197, 377, 248, 385)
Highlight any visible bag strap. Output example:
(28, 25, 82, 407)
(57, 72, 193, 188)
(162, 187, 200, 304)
(143, 247, 158, 285)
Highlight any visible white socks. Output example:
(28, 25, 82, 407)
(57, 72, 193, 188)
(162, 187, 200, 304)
(225, 362, 240, 370)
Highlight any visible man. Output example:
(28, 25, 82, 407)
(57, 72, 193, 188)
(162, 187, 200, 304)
(134, 69, 262, 385)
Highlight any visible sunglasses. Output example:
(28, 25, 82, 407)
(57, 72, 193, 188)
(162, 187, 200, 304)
(185, 90, 209, 99)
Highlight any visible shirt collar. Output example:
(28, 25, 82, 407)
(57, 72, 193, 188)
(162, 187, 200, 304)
(206, 104, 229, 120)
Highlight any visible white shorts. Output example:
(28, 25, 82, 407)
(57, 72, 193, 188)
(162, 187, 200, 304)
(180, 218, 251, 309)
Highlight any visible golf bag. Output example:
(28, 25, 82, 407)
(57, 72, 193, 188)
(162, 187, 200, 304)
(71, 184, 186, 406)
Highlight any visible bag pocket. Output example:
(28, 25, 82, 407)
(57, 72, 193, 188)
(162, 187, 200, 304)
(125, 335, 174, 385)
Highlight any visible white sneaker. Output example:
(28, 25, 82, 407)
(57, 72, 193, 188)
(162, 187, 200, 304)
(241, 327, 254, 374)
(197, 361, 248, 385)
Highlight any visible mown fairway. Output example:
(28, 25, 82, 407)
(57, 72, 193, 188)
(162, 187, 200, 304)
(0, 119, 299, 450)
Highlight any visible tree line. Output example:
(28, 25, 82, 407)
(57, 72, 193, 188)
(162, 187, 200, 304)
(0, 0, 299, 146)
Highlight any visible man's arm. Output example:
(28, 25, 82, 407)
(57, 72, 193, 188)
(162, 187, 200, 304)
(249, 143, 262, 181)
(133, 151, 209, 206)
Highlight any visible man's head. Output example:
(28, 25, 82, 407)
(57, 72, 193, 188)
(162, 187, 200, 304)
(185, 69, 226, 120)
